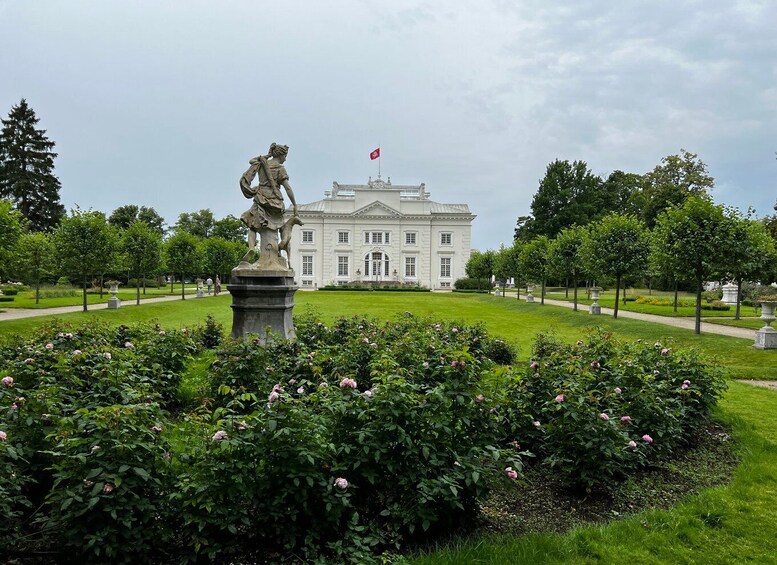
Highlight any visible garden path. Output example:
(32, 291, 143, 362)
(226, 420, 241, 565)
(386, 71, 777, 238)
(0, 293, 213, 321)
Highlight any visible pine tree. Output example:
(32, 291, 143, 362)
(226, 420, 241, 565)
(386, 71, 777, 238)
(0, 99, 65, 231)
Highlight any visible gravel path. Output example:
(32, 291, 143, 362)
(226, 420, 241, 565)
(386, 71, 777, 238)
(740, 380, 777, 391)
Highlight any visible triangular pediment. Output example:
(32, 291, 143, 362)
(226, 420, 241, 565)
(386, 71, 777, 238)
(352, 201, 402, 217)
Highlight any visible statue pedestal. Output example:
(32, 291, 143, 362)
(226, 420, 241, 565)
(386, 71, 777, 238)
(107, 297, 121, 309)
(228, 267, 297, 343)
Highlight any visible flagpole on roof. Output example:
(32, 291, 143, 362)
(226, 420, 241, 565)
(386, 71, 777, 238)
(378, 145, 381, 178)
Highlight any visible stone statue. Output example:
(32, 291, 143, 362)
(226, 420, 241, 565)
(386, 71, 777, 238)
(239, 143, 302, 271)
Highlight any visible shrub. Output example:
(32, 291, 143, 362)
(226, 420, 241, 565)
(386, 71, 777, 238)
(195, 314, 225, 350)
(453, 277, 493, 290)
(1, 288, 19, 296)
(126, 278, 164, 288)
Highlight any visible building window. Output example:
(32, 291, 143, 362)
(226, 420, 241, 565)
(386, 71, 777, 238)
(440, 257, 451, 278)
(405, 256, 416, 278)
(364, 231, 391, 244)
(337, 256, 349, 277)
(364, 251, 390, 278)
(302, 280, 313, 286)
(440, 281, 451, 288)
(302, 230, 314, 244)
(337, 231, 350, 244)
(302, 255, 313, 276)
(405, 232, 416, 245)
(440, 232, 452, 246)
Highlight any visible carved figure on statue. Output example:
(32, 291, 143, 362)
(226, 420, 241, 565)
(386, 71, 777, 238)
(238, 142, 302, 271)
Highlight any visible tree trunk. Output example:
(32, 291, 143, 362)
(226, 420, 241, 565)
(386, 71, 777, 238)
(735, 277, 742, 320)
(170, 274, 174, 294)
(99, 274, 104, 299)
(82, 276, 88, 312)
(143, 276, 147, 295)
(565, 278, 569, 298)
(614, 274, 621, 318)
(648, 277, 652, 295)
(181, 273, 186, 300)
(502, 281, 506, 297)
(35, 279, 41, 305)
(622, 279, 627, 304)
(516, 282, 520, 300)
(573, 273, 578, 311)
(540, 278, 546, 305)
(136, 273, 141, 306)
(586, 280, 591, 299)
(695, 276, 702, 334)
(673, 281, 679, 313)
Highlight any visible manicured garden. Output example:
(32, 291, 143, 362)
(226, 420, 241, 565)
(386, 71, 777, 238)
(0, 283, 202, 309)
(1, 292, 776, 563)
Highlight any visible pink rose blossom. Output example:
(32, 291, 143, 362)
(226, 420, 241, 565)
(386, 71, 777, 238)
(0, 430, 6, 441)
(362, 337, 370, 343)
(661, 348, 670, 356)
(297, 386, 305, 394)
(370, 342, 378, 348)
(475, 394, 485, 403)
(24, 358, 34, 364)
(268, 391, 280, 403)
(422, 362, 429, 368)
(158, 330, 166, 336)
(334, 477, 349, 490)
(319, 382, 328, 388)
(211, 430, 228, 442)
(11, 404, 17, 410)
(628, 440, 637, 449)
(2, 376, 12, 387)
(654, 342, 662, 348)
(103, 352, 112, 360)
(532, 421, 541, 428)
(530, 361, 539, 369)
(599, 413, 609, 421)
(103, 483, 114, 494)
(91, 445, 100, 453)
(237, 421, 248, 430)
(363, 390, 373, 398)
(681, 383, 689, 390)
(504, 467, 518, 479)
(272, 383, 283, 392)
(642, 434, 653, 443)
(451, 327, 459, 333)
(614, 387, 622, 394)
(124, 342, 134, 349)
(576, 340, 584, 346)
(621, 415, 632, 423)
(590, 361, 601, 369)
(45, 343, 54, 350)
(554, 394, 565, 403)
(150, 425, 163, 433)
(288, 378, 297, 385)
(683, 380, 691, 385)
(340, 378, 358, 389)
(71, 350, 81, 356)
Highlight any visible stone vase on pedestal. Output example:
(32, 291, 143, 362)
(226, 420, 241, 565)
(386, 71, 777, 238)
(754, 301, 777, 350)
(589, 287, 602, 315)
(196, 280, 205, 299)
(107, 283, 121, 309)
(721, 283, 738, 305)
(526, 285, 535, 303)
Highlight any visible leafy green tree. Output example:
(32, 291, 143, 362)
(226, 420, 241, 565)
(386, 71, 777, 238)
(763, 199, 777, 243)
(465, 249, 495, 289)
(519, 236, 551, 304)
(109, 204, 166, 234)
(212, 214, 248, 243)
(493, 242, 522, 298)
(202, 237, 243, 282)
(14, 231, 54, 304)
(548, 225, 588, 311)
(652, 197, 732, 333)
(722, 210, 777, 319)
(122, 220, 163, 305)
(174, 209, 215, 238)
(165, 232, 202, 300)
(639, 149, 714, 228)
(0, 198, 25, 279)
(581, 214, 650, 319)
(522, 160, 603, 239)
(0, 99, 65, 231)
(602, 170, 643, 216)
(53, 208, 116, 311)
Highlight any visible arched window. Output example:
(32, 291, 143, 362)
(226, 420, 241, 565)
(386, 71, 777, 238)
(364, 251, 390, 280)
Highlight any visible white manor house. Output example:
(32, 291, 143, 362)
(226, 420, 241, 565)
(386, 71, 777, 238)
(288, 177, 475, 290)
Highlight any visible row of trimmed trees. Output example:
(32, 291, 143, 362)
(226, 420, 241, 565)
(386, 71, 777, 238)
(470, 197, 777, 334)
(0, 205, 244, 311)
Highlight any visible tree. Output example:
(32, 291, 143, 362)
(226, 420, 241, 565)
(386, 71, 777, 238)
(548, 225, 588, 311)
(212, 214, 248, 243)
(202, 237, 243, 282)
(522, 160, 603, 239)
(122, 220, 163, 305)
(53, 208, 116, 311)
(722, 210, 777, 319)
(174, 209, 215, 238)
(763, 199, 777, 243)
(0, 99, 65, 231)
(465, 249, 495, 289)
(519, 236, 551, 304)
(0, 198, 25, 279)
(165, 232, 202, 300)
(652, 197, 732, 334)
(581, 214, 650, 319)
(601, 170, 643, 216)
(640, 149, 714, 228)
(493, 242, 522, 298)
(14, 231, 54, 304)
(109, 204, 166, 234)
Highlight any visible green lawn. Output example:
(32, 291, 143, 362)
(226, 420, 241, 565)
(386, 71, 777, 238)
(2, 290, 777, 563)
(0, 284, 201, 309)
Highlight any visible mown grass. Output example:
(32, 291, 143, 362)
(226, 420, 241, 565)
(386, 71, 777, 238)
(1, 284, 201, 309)
(2, 292, 775, 379)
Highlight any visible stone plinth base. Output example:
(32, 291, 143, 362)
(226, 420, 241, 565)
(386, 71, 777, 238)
(590, 304, 601, 315)
(526, 295, 534, 303)
(754, 327, 777, 350)
(107, 297, 121, 309)
(228, 267, 297, 343)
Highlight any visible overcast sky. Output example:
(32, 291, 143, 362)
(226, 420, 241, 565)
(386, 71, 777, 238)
(1, 0, 775, 250)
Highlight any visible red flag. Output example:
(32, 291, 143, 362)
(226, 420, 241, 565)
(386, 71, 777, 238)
(370, 148, 380, 160)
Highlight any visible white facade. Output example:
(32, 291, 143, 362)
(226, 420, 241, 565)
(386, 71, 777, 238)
(289, 177, 475, 290)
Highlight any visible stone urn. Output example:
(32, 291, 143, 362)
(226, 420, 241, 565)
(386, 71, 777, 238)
(107, 281, 121, 310)
(196, 278, 205, 299)
(721, 283, 738, 305)
(754, 300, 777, 349)
(589, 286, 602, 315)
(526, 284, 535, 303)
